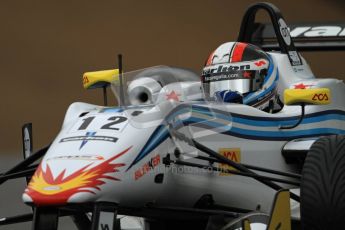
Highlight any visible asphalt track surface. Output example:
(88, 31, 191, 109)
(0, 154, 77, 230)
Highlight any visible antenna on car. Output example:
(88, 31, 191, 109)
(102, 86, 108, 106)
(118, 54, 125, 106)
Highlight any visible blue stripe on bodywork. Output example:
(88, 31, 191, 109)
(192, 105, 345, 122)
(127, 104, 345, 169)
(127, 125, 169, 170)
(191, 106, 345, 127)
(232, 114, 345, 127)
(182, 117, 345, 137)
(185, 120, 345, 141)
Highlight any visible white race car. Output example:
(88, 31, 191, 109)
(1, 2, 345, 230)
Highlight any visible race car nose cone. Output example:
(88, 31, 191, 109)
(23, 147, 131, 206)
(23, 188, 99, 206)
(23, 187, 79, 206)
(22, 163, 98, 206)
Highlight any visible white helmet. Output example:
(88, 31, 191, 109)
(201, 42, 280, 112)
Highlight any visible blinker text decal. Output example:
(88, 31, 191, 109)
(134, 155, 161, 180)
(59, 132, 118, 150)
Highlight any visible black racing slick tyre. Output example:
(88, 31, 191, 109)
(301, 135, 345, 230)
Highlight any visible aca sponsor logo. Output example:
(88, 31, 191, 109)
(312, 93, 329, 101)
(218, 148, 241, 176)
(134, 155, 161, 180)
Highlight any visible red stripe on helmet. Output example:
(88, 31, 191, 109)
(205, 50, 215, 66)
(231, 42, 248, 62)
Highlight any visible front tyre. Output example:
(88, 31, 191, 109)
(301, 135, 345, 230)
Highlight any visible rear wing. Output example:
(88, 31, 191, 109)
(237, 2, 345, 68)
(252, 23, 345, 51)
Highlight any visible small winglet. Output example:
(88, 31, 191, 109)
(284, 88, 331, 105)
(267, 190, 291, 230)
(83, 69, 119, 89)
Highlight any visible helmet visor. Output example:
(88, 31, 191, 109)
(201, 66, 265, 98)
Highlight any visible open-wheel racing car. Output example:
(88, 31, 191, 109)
(1, 2, 345, 230)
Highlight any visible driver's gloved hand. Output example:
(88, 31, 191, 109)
(214, 90, 243, 104)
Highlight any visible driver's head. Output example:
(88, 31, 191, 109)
(201, 42, 279, 111)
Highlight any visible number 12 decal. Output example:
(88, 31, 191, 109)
(78, 116, 127, 131)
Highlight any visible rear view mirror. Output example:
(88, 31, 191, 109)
(83, 69, 119, 89)
(280, 88, 331, 130)
(284, 88, 331, 106)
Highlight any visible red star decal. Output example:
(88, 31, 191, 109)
(166, 91, 180, 101)
(243, 71, 251, 78)
(294, 83, 313, 89)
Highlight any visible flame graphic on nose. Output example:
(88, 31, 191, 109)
(25, 147, 131, 205)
